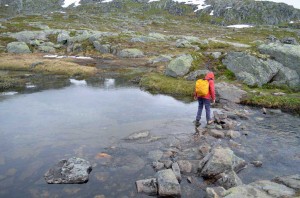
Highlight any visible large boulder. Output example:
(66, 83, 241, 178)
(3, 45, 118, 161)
(117, 48, 144, 58)
(57, 31, 70, 44)
(215, 82, 247, 103)
(271, 66, 300, 90)
(92, 41, 111, 54)
(222, 52, 281, 87)
(37, 45, 56, 53)
(7, 42, 31, 53)
(155, 169, 181, 197)
(8, 31, 48, 42)
(200, 147, 246, 178)
(44, 157, 92, 184)
(258, 43, 300, 76)
(185, 69, 209, 81)
(165, 54, 193, 77)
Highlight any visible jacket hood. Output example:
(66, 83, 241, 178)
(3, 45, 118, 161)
(205, 72, 214, 80)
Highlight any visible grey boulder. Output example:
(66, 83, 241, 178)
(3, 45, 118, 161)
(155, 169, 181, 197)
(7, 42, 31, 53)
(165, 54, 193, 77)
(44, 157, 92, 184)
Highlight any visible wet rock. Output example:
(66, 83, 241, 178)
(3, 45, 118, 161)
(94, 195, 105, 198)
(216, 171, 243, 189)
(223, 185, 272, 198)
(160, 160, 173, 168)
(125, 130, 150, 140)
(250, 180, 295, 197)
(206, 186, 226, 198)
(7, 42, 31, 53)
(208, 129, 225, 139)
(117, 48, 144, 58)
(273, 174, 300, 191)
(221, 119, 237, 130)
(172, 162, 181, 182)
(228, 140, 241, 148)
(136, 178, 158, 196)
(262, 107, 267, 114)
(152, 161, 165, 171)
(250, 161, 263, 167)
(177, 160, 192, 173)
(94, 172, 109, 182)
(200, 147, 246, 178)
(148, 150, 163, 161)
(213, 111, 227, 123)
(44, 157, 92, 184)
(155, 169, 181, 197)
(165, 54, 193, 77)
(215, 82, 247, 103)
(198, 143, 211, 156)
(225, 130, 241, 139)
(63, 187, 81, 195)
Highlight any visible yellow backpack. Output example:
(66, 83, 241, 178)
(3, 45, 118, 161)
(195, 79, 209, 96)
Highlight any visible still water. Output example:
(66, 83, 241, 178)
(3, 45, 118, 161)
(0, 78, 299, 197)
(0, 79, 200, 197)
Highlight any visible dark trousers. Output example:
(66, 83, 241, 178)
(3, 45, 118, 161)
(196, 98, 211, 122)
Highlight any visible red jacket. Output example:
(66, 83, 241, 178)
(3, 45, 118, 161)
(194, 72, 216, 100)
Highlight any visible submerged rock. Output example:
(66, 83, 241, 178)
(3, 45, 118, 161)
(44, 157, 92, 184)
(216, 171, 243, 189)
(125, 130, 150, 140)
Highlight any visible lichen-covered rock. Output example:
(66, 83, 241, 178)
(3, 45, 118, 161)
(206, 186, 226, 198)
(177, 160, 193, 173)
(185, 69, 209, 81)
(165, 54, 193, 77)
(7, 42, 31, 53)
(57, 31, 70, 44)
(222, 52, 282, 87)
(216, 171, 243, 189)
(155, 169, 181, 197)
(37, 45, 56, 53)
(258, 43, 300, 76)
(172, 162, 181, 182)
(200, 147, 246, 178)
(136, 178, 158, 196)
(215, 82, 247, 104)
(117, 48, 144, 58)
(93, 41, 111, 54)
(250, 180, 295, 197)
(44, 157, 92, 184)
(273, 174, 300, 191)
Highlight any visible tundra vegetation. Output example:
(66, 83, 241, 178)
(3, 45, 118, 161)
(0, 2, 299, 114)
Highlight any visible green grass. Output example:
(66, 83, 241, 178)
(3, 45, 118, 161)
(0, 74, 25, 91)
(241, 86, 300, 115)
(139, 73, 194, 96)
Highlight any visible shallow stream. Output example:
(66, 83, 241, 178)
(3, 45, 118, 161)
(0, 76, 299, 197)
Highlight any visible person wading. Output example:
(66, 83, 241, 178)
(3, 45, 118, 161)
(193, 72, 216, 127)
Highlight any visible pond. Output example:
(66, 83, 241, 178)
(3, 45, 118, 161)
(0, 77, 299, 197)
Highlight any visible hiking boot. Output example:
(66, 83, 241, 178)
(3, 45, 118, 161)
(193, 120, 200, 127)
(207, 120, 214, 125)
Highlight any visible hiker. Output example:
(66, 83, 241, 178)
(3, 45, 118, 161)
(193, 71, 216, 126)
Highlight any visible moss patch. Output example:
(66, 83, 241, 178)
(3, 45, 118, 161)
(139, 72, 194, 96)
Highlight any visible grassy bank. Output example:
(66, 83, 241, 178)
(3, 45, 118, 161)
(0, 54, 97, 77)
(241, 87, 300, 115)
(139, 73, 194, 96)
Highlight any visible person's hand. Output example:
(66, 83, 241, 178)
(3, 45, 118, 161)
(212, 99, 216, 104)
(194, 96, 197, 100)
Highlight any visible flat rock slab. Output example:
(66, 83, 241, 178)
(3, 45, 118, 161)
(273, 174, 300, 190)
(156, 169, 181, 197)
(44, 157, 92, 184)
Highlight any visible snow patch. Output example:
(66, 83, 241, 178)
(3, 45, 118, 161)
(62, 0, 81, 8)
(210, 10, 214, 16)
(172, 0, 211, 12)
(227, 24, 254, 28)
(101, 0, 114, 2)
(5, 4, 9, 7)
(104, 78, 115, 88)
(70, 79, 87, 86)
(1, 92, 18, 96)
(43, 55, 93, 60)
(255, 0, 300, 9)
